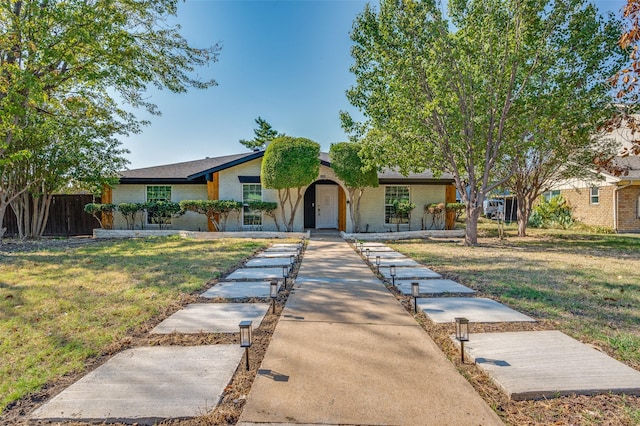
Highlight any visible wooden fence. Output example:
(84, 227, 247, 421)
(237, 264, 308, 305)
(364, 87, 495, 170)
(2, 194, 101, 237)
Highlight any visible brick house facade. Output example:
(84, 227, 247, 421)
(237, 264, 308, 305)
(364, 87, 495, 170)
(552, 156, 640, 233)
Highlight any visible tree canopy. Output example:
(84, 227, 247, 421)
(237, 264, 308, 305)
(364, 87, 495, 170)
(261, 136, 320, 231)
(344, 0, 622, 245)
(329, 142, 378, 232)
(0, 0, 219, 238)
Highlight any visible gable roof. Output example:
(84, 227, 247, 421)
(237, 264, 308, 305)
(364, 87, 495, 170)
(117, 150, 453, 184)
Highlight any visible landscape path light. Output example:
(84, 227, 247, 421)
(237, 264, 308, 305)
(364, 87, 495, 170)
(365, 248, 370, 261)
(290, 254, 296, 266)
(282, 265, 289, 288)
(239, 320, 253, 370)
(390, 265, 396, 286)
(375, 255, 381, 273)
(411, 282, 420, 313)
(270, 280, 278, 314)
(455, 317, 470, 363)
(358, 241, 364, 253)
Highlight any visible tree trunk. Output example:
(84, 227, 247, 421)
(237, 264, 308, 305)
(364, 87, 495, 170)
(287, 187, 304, 232)
(516, 194, 532, 237)
(465, 205, 482, 246)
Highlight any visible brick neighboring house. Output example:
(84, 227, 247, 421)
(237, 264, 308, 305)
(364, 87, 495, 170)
(546, 155, 640, 233)
(106, 151, 457, 233)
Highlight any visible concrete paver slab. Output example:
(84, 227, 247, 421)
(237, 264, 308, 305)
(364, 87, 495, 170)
(367, 250, 409, 258)
(31, 346, 244, 423)
(419, 297, 535, 323)
(151, 303, 269, 334)
(255, 251, 297, 258)
(245, 257, 294, 267)
(226, 267, 290, 281)
(376, 257, 420, 267)
(271, 243, 301, 249)
(380, 266, 442, 279)
(360, 242, 388, 247)
(396, 279, 475, 295)
(200, 281, 281, 299)
(463, 331, 640, 400)
(360, 246, 395, 252)
(264, 247, 298, 253)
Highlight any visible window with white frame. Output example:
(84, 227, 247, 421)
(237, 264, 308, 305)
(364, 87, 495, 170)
(146, 185, 172, 224)
(243, 184, 262, 226)
(385, 186, 410, 225)
(590, 187, 599, 205)
(543, 190, 560, 201)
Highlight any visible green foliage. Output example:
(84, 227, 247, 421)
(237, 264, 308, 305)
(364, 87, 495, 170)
(329, 142, 378, 232)
(344, 0, 624, 245)
(0, 0, 219, 238)
(529, 196, 574, 229)
(144, 201, 183, 230)
(84, 203, 116, 229)
(117, 203, 146, 230)
(239, 117, 283, 151)
(261, 137, 320, 190)
(179, 200, 242, 231)
(261, 136, 320, 231)
(246, 201, 278, 214)
(329, 142, 378, 189)
(446, 203, 466, 222)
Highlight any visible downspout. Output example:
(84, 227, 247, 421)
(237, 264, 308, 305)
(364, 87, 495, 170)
(614, 181, 633, 233)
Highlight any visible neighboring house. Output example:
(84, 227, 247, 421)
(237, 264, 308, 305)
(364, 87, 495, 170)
(545, 155, 640, 233)
(105, 151, 456, 233)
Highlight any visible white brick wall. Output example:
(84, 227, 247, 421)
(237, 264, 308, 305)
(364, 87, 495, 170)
(356, 184, 446, 233)
(111, 161, 449, 233)
(111, 184, 208, 230)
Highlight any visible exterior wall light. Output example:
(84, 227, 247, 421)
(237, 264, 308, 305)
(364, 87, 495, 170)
(239, 320, 253, 370)
(455, 317, 470, 363)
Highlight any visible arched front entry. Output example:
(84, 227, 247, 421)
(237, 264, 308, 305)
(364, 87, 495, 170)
(304, 180, 346, 231)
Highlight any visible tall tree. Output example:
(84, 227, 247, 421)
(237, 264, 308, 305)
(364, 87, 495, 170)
(261, 136, 320, 232)
(239, 117, 283, 151)
(344, 0, 621, 245)
(329, 142, 378, 233)
(0, 0, 219, 239)
(601, 0, 640, 173)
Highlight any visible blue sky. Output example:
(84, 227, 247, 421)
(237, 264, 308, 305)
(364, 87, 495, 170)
(122, 0, 626, 170)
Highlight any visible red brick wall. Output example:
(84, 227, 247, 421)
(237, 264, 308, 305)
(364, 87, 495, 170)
(617, 185, 640, 232)
(560, 184, 640, 232)
(560, 185, 614, 229)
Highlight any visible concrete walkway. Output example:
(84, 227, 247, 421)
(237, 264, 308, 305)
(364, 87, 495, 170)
(239, 235, 502, 425)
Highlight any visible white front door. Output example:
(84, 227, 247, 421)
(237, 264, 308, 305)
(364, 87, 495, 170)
(316, 185, 338, 229)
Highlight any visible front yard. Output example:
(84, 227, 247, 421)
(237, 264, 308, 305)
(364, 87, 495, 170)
(0, 237, 268, 413)
(389, 226, 640, 424)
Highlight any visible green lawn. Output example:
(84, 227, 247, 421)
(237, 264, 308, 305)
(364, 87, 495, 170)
(390, 226, 640, 368)
(0, 236, 268, 412)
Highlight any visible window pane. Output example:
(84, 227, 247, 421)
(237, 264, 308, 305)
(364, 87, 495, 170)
(385, 186, 410, 224)
(243, 184, 262, 226)
(146, 186, 172, 225)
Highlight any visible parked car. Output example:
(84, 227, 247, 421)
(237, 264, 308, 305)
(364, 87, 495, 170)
(483, 199, 504, 219)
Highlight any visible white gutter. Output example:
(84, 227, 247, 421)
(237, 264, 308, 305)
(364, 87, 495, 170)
(614, 181, 634, 232)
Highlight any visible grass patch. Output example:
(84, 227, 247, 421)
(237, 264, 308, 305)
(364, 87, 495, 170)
(0, 236, 268, 412)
